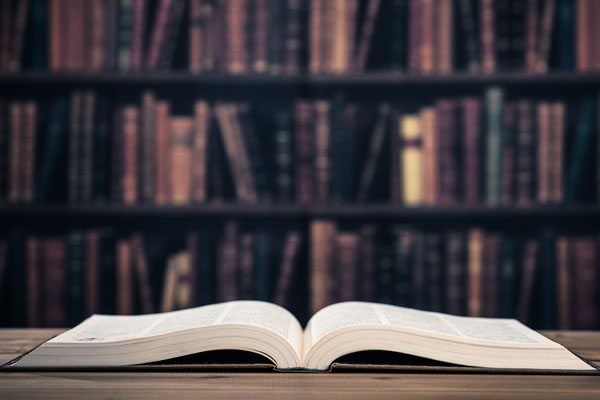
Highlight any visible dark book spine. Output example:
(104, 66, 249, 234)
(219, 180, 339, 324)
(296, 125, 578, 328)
(358, 225, 376, 302)
(9, 0, 29, 72)
(93, 97, 110, 202)
(462, 98, 481, 205)
(572, 238, 598, 329)
(22, 102, 38, 204)
(499, 240, 516, 318)
(99, 230, 116, 314)
(217, 220, 238, 302)
(376, 245, 393, 305)
(254, 230, 271, 301)
(557, 0, 574, 71)
(284, 0, 302, 74)
(0, 0, 11, 71)
(192, 101, 210, 203)
(43, 238, 68, 327)
(132, 234, 154, 314)
(10, 232, 25, 327)
(273, 231, 302, 307)
(309, 0, 322, 73)
(146, 0, 174, 70)
(342, 105, 357, 203)
(89, 0, 105, 71)
(436, 0, 453, 74)
(8, 102, 21, 203)
(549, 102, 565, 203)
(154, 101, 169, 204)
(495, 0, 511, 72)
(392, 227, 412, 307)
(252, 0, 268, 72)
(189, 0, 204, 73)
(539, 230, 557, 329)
(158, 0, 185, 70)
(446, 231, 466, 315)
(68, 92, 82, 203)
(104, 0, 119, 71)
(556, 237, 570, 329)
(68, 232, 85, 326)
(329, 95, 345, 204)
(140, 91, 155, 203)
(516, 100, 535, 205)
(0, 101, 6, 201)
(355, 0, 381, 71)
(485, 87, 504, 205)
(36, 98, 68, 203)
(501, 103, 516, 206)
(420, 0, 434, 74)
(122, 106, 139, 205)
(509, 0, 526, 71)
(412, 233, 426, 310)
(209, 110, 225, 202)
(118, 0, 134, 72)
(274, 110, 293, 203)
(459, 0, 480, 73)
(239, 105, 270, 202)
(267, 0, 284, 73)
(335, 233, 359, 302)
(310, 220, 335, 313)
(566, 99, 594, 201)
(238, 233, 255, 300)
(390, 0, 407, 70)
(85, 231, 100, 317)
(537, 0, 557, 73)
(295, 101, 314, 205)
(480, 0, 496, 73)
(31, 0, 48, 71)
(525, 0, 539, 72)
(81, 91, 96, 203)
(483, 234, 501, 317)
(357, 104, 390, 202)
(516, 240, 539, 324)
(314, 101, 331, 205)
(467, 229, 484, 317)
(436, 100, 458, 205)
(116, 239, 133, 315)
(425, 233, 443, 312)
(130, 0, 147, 72)
(195, 231, 214, 305)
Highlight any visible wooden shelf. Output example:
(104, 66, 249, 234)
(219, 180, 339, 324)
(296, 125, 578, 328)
(2, 72, 600, 87)
(2, 204, 600, 219)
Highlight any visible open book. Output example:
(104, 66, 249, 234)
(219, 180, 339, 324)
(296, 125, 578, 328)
(11, 301, 595, 371)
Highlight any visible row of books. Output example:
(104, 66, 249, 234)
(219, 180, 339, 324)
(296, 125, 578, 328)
(0, 224, 304, 327)
(1, 89, 599, 205)
(1, 0, 599, 74)
(310, 220, 599, 330)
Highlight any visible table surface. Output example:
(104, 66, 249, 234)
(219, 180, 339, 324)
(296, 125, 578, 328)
(1, 329, 600, 399)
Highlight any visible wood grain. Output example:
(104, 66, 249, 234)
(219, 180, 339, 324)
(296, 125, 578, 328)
(0, 330, 599, 399)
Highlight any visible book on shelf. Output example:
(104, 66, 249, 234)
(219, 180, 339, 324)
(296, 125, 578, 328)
(8, 300, 596, 372)
(1, 0, 599, 74)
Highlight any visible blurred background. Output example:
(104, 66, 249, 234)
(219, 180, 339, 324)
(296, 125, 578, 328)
(0, 0, 598, 330)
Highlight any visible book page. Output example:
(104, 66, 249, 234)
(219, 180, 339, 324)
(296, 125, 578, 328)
(305, 302, 554, 355)
(50, 301, 304, 354)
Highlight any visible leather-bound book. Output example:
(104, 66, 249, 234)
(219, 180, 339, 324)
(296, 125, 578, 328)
(146, 0, 174, 70)
(335, 233, 359, 302)
(169, 117, 193, 205)
(525, 0, 538, 72)
(273, 231, 302, 307)
(357, 104, 390, 203)
(22, 102, 37, 204)
(81, 92, 95, 203)
(122, 106, 139, 205)
(26, 237, 40, 327)
(253, 0, 269, 72)
(314, 101, 331, 205)
(556, 237, 570, 329)
(462, 97, 481, 205)
(459, 0, 479, 73)
(42, 238, 68, 327)
(130, 0, 147, 72)
(192, 101, 211, 203)
(154, 101, 170, 205)
(217, 220, 239, 302)
(355, 0, 381, 71)
(480, 0, 496, 73)
(295, 101, 315, 205)
(226, 0, 249, 74)
(85, 230, 100, 317)
(436, 0, 453, 74)
(516, 240, 539, 324)
(572, 238, 598, 329)
(425, 233, 443, 312)
(446, 231, 466, 315)
(358, 225, 377, 302)
(117, 239, 133, 315)
(421, 107, 437, 206)
(467, 229, 484, 317)
(536, 102, 551, 204)
(392, 226, 413, 307)
(310, 220, 336, 314)
(436, 100, 458, 205)
(68, 232, 85, 326)
(501, 103, 516, 206)
(238, 233, 255, 300)
(140, 91, 156, 204)
(516, 100, 535, 206)
(483, 234, 502, 317)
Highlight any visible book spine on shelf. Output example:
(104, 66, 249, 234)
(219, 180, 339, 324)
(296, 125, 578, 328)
(392, 227, 412, 307)
(238, 233, 255, 300)
(436, 0, 453, 74)
(158, 0, 185, 71)
(310, 220, 336, 314)
(557, 0, 574, 71)
(217, 220, 238, 302)
(89, 0, 105, 71)
(467, 229, 484, 317)
(480, 0, 496, 73)
(537, 0, 557, 73)
(314, 101, 331, 205)
(485, 87, 504, 206)
(436, 100, 458, 205)
(274, 110, 293, 203)
(499, 240, 516, 318)
(516, 239, 539, 324)
(273, 231, 302, 307)
(556, 237, 570, 329)
(516, 100, 535, 205)
(140, 91, 156, 204)
(146, 0, 174, 70)
(462, 97, 481, 205)
(355, 0, 381, 71)
(483, 234, 501, 317)
(30, 0, 48, 71)
(501, 102, 516, 206)
(526, 0, 540, 73)
(42, 238, 67, 327)
(81, 91, 95, 203)
(425, 233, 442, 312)
(446, 231, 465, 315)
(358, 225, 376, 302)
(68, 92, 82, 203)
(252, 0, 268, 73)
(68, 232, 85, 326)
(358, 104, 390, 203)
(130, 0, 147, 72)
(192, 101, 210, 203)
(400, 114, 422, 206)
(459, 0, 479, 73)
(226, 0, 248, 74)
(495, 0, 511, 72)
(117, 239, 133, 315)
(118, 0, 133, 72)
(412, 233, 426, 310)
(85, 230, 100, 317)
(122, 106, 139, 205)
(572, 237, 598, 329)
(509, 0, 526, 71)
(295, 101, 314, 205)
(335, 233, 359, 302)
(421, 107, 437, 206)
(22, 102, 37, 204)
(168, 117, 193, 205)
(420, 0, 434, 74)
(267, 0, 284, 73)
(26, 237, 40, 327)
(154, 101, 170, 205)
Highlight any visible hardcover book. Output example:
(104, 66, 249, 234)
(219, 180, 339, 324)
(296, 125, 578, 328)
(8, 300, 595, 372)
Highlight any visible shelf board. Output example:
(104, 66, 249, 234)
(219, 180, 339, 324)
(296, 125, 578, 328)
(1, 204, 600, 219)
(2, 72, 600, 87)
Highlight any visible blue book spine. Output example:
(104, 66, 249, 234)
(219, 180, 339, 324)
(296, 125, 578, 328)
(485, 87, 505, 205)
(557, 0, 574, 71)
(566, 99, 595, 201)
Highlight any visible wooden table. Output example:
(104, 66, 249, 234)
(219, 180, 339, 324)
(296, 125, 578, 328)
(1, 330, 599, 399)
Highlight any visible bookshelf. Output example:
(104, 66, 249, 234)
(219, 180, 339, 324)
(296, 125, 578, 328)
(1, 0, 599, 332)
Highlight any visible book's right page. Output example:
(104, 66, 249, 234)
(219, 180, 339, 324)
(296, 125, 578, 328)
(302, 302, 596, 372)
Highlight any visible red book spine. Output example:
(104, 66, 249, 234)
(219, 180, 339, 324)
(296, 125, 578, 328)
(155, 101, 170, 205)
(90, 0, 106, 71)
(550, 102, 565, 203)
(314, 101, 330, 205)
(132, 234, 154, 314)
(8, 102, 21, 203)
(480, 0, 496, 74)
(573, 238, 598, 329)
(226, 0, 248, 74)
(468, 229, 484, 317)
(463, 97, 481, 205)
(85, 231, 100, 316)
(284, 0, 303, 75)
(192, 101, 210, 203)
(335, 233, 359, 302)
(310, 220, 336, 314)
(189, 0, 204, 73)
(537, 102, 551, 204)
(0, 0, 12, 71)
(501, 103, 515, 206)
(516, 100, 535, 205)
(576, 0, 591, 72)
(556, 237, 570, 330)
(420, 0, 434, 74)
(516, 240, 539, 323)
(26, 237, 40, 327)
(525, 0, 538, 72)
(309, 0, 322, 73)
(122, 106, 139, 205)
(130, 0, 147, 72)
(436, 0, 453, 74)
(43, 238, 68, 327)
(22, 102, 37, 203)
(436, 99, 457, 205)
(146, 0, 173, 70)
(117, 239, 133, 315)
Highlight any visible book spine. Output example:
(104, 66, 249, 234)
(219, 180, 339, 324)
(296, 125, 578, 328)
(495, 0, 511, 72)
(0, 0, 13, 71)
(295, 101, 314, 205)
(390, 110, 402, 204)
(192, 101, 210, 203)
(132, 234, 154, 314)
(254, 230, 271, 301)
(9, 0, 29, 72)
(549, 102, 565, 203)
(510, 0, 526, 71)
(537, 0, 557, 73)
(566, 99, 594, 201)
(89, 0, 105, 71)
(467, 229, 484, 317)
(335, 233, 359, 302)
(330, 0, 348, 74)
(85, 231, 100, 317)
(463, 97, 481, 205)
(130, 0, 147, 72)
(391, 227, 411, 306)
(358, 225, 376, 302)
(275, 111, 293, 203)
(239, 105, 269, 202)
(425, 233, 442, 312)
(436, 100, 458, 205)
(99, 230, 116, 314)
(157, 0, 185, 70)
(117, 239, 133, 315)
(251, 0, 268, 73)
(68, 232, 85, 326)
(189, 0, 203, 73)
(141, 91, 156, 203)
(557, 0, 574, 71)
(355, 0, 381, 71)
(226, 0, 248, 74)
(485, 87, 504, 205)
(573, 238, 598, 329)
(43, 238, 67, 327)
(358, 104, 391, 203)
(499, 240, 516, 318)
(146, 0, 174, 70)
(446, 231, 465, 315)
(576, 0, 591, 72)
(48, 0, 64, 69)
(314, 101, 331, 205)
(329, 95, 345, 204)
(412, 233, 426, 309)
(273, 231, 302, 307)
(501, 103, 515, 205)
(516, 100, 535, 205)
(195, 231, 214, 305)
(480, 0, 496, 73)
(309, 0, 322, 73)
(459, 0, 480, 73)
(81, 91, 95, 203)
(537, 102, 551, 204)
(420, 0, 434, 74)
(8, 102, 21, 203)
(420, 107, 437, 205)
(22, 102, 37, 204)
(539, 230, 557, 329)
(217, 220, 238, 302)
(516, 240, 539, 323)
(68, 92, 82, 203)
(154, 101, 170, 205)
(483, 234, 501, 317)
(400, 114, 423, 206)
(525, 0, 539, 72)
(104, 0, 119, 70)
(238, 233, 255, 300)
(122, 106, 139, 205)
(118, 0, 133, 72)
(284, 0, 303, 74)
(390, 0, 407, 70)
(0, 101, 7, 202)
(556, 237, 570, 329)
(30, 0, 48, 71)
(436, 0, 453, 74)
(168, 117, 193, 205)
(376, 245, 393, 304)
(26, 237, 40, 327)
(310, 220, 336, 313)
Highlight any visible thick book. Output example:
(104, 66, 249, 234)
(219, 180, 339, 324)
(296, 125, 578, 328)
(8, 300, 595, 372)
